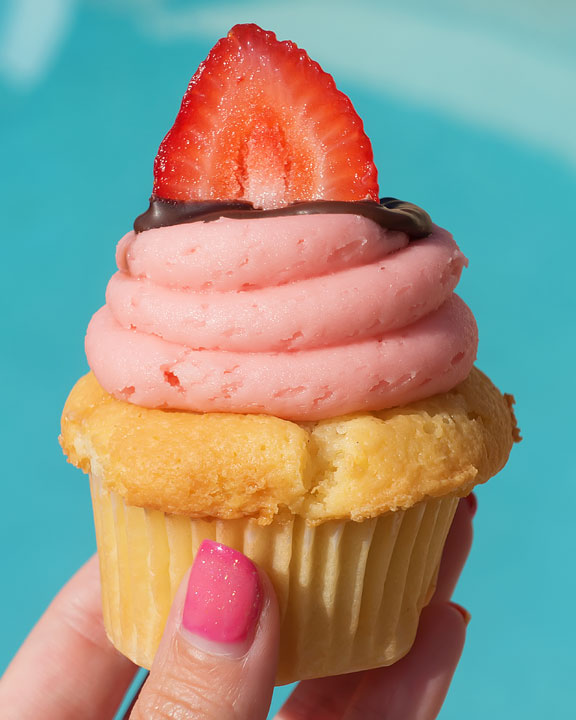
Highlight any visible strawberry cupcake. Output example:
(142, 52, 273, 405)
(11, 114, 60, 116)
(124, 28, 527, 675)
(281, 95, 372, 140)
(61, 24, 518, 684)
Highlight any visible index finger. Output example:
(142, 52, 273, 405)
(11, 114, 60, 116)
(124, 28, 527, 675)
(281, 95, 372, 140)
(0, 555, 137, 720)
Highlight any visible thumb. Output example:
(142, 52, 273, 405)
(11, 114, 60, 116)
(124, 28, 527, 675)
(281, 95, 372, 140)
(130, 540, 279, 720)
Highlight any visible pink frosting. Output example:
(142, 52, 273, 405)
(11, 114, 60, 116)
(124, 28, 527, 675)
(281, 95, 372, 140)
(86, 214, 478, 420)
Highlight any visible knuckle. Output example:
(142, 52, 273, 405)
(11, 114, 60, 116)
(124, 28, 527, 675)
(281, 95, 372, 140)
(52, 592, 110, 655)
(132, 658, 240, 719)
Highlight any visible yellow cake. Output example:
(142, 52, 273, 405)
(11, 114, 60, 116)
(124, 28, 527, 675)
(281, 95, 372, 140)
(61, 367, 518, 682)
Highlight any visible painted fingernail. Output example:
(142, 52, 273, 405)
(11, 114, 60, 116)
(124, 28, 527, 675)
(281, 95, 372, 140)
(449, 602, 472, 627)
(464, 492, 477, 516)
(182, 540, 262, 655)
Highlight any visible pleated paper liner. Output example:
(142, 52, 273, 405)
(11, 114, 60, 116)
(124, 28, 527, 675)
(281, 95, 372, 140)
(90, 472, 458, 685)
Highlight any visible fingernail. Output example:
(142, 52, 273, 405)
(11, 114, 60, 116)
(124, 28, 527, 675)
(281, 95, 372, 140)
(449, 602, 472, 627)
(464, 492, 477, 516)
(182, 540, 262, 655)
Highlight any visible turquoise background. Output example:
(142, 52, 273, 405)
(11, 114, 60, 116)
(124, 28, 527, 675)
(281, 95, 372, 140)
(1, 1, 575, 717)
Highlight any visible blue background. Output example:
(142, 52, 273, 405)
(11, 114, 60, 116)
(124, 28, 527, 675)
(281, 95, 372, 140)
(1, 1, 575, 717)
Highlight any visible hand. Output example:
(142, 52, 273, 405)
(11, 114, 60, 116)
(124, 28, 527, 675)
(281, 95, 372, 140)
(0, 494, 476, 720)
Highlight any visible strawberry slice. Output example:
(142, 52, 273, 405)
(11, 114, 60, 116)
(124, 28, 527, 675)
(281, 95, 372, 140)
(153, 24, 378, 209)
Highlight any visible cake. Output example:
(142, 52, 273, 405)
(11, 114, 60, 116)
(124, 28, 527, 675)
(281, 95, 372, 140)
(60, 23, 518, 684)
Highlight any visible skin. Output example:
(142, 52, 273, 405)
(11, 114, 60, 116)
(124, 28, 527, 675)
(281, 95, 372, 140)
(0, 494, 476, 720)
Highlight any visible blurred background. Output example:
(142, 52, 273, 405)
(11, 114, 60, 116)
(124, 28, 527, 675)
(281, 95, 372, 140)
(1, 0, 575, 717)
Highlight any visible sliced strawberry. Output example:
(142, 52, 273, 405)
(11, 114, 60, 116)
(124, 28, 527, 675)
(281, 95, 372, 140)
(153, 24, 378, 209)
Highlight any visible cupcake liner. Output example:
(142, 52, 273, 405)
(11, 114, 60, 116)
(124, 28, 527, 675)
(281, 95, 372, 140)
(90, 471, 458, 684)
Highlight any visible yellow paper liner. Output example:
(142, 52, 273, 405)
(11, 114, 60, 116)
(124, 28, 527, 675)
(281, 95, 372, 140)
(90, 472, 458, 684)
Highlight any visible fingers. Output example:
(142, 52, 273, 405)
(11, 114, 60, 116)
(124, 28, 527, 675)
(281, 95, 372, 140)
(340, 602, 469, 720)
(131, 540, 279, 720)
(276, 495, 476, 719)
(275, 603, 468, 720)
(130, 497, 475, 719)
(433, 493, 476, 602)
(0, 555, 137, 720)
(274, 671, 363, 719)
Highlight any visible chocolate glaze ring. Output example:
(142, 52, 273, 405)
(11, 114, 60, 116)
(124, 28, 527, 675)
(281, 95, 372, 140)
(134, 196, 433, 239)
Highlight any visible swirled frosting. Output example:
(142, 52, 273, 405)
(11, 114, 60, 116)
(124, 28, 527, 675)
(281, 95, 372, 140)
(86, 213, 478, 420)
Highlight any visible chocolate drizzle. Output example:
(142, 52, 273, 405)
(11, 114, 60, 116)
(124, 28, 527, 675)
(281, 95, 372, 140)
(134, 196, 433, 239)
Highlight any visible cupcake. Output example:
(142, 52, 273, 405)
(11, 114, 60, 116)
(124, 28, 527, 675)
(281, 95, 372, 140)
(60, 24, 518, 684)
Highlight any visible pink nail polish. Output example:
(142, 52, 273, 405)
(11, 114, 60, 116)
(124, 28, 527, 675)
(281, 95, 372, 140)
(449, 602, 472, 627)
(464, 492, 477, 516)
(182, 540, 262, 650)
